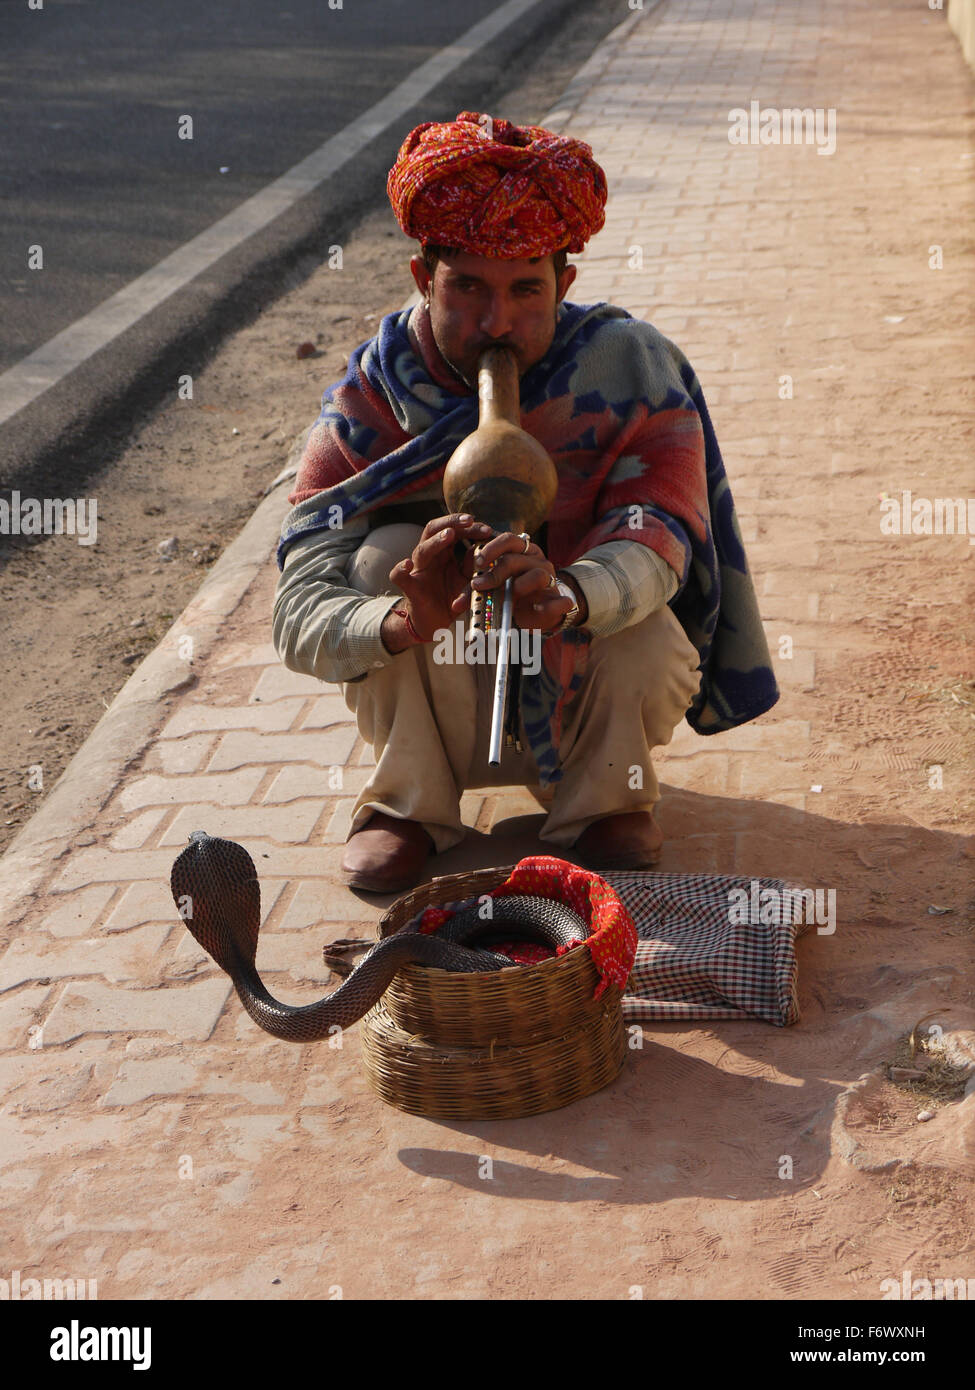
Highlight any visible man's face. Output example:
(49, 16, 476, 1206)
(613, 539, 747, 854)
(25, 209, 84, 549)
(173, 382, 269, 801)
(410, 250, 577, 386)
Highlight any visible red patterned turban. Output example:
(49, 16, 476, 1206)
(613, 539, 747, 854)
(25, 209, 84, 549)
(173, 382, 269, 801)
(387, 110, 607, 259)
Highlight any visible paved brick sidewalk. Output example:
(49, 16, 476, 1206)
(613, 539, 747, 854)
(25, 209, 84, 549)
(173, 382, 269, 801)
(1, 0, 972, 1300)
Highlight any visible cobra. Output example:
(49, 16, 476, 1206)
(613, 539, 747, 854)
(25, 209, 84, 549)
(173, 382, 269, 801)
(170, 831, 590, 1043)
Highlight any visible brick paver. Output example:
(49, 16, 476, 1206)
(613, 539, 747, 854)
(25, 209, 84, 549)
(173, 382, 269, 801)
(40, 977, 234, 1046)
(0, 0, 971, 1301)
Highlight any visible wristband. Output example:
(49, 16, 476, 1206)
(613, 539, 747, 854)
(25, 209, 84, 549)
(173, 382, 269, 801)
(392, 607, 428, 644)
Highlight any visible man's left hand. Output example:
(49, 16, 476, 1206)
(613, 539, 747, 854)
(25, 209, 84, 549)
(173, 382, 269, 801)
(468, 531, 587, 633)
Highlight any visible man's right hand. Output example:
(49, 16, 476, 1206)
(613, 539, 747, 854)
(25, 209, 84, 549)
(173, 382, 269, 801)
(380, 513, 494, 653)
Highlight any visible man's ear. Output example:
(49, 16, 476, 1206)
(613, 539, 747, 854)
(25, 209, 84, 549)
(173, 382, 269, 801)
(410, 254, 432, 300)
(556, 263, 577, 303)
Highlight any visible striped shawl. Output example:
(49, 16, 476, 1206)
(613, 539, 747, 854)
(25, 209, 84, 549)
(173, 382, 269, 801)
(278, 300, 778, 784)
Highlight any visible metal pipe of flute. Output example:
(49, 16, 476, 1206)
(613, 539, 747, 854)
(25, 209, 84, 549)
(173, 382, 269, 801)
(488, 576, 515, 766)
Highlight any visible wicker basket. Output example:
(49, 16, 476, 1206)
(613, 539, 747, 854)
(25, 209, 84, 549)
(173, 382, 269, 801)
(363, 864, 627, 1119)
(378, 864, 614, 1048)
(360, 996, 626, 1120)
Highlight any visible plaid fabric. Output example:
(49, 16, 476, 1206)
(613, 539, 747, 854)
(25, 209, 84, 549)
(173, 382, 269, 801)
(411, 862, 809, 1026)
(273, 513, 399, 685)
(568, 537, 677, 636)
(602, 871, 813, 1027)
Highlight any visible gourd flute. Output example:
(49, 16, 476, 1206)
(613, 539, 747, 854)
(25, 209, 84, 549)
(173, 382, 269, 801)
(442, 346, 558, 765)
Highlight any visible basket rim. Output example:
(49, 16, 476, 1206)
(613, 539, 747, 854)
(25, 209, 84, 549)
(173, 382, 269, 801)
(378, 863, 517, 935)
(391, 946, 611, 995)
(378, 862, 612, 990)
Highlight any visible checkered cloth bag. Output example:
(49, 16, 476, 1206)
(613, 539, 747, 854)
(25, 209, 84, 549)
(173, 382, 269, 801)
(601, 871, 814, 1027)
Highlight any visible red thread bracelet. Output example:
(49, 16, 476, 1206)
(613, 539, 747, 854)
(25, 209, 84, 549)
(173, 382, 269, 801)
(392, 608, 427, 644)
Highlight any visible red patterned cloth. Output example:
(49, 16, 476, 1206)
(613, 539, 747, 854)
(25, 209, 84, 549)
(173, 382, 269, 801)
(386, 110, 607, 258)
(417, 855, 637, 999)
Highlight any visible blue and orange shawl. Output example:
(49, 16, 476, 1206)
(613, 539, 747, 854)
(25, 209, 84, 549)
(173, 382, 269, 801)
(278, 300, 778, 784)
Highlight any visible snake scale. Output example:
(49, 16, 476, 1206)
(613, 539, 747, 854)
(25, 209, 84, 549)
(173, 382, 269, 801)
(170, 830, 590, 1043)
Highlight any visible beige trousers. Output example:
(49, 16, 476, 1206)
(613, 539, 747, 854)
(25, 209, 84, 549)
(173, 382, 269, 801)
(343, 524, 702, 854)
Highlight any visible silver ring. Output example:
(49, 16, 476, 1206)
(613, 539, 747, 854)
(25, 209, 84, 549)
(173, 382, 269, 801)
(547, 573, 558, 590)
(520, 532, 531, 553)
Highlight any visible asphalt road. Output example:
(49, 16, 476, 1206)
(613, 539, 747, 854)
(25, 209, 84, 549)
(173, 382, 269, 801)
(0, 0, 512, 371)
(0, 0, 593, 484)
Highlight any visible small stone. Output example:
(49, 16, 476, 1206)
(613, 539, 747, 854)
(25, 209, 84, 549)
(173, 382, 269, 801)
(916, 1109, 935, 1122)
(296, 341, 316, 359)
(130, 617, 145, 628)
(889, 1067, 926, 1081)
(157, 537, 178, 559)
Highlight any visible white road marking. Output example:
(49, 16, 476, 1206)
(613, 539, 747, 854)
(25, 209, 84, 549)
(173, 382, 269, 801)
(0, 0, 544, 428)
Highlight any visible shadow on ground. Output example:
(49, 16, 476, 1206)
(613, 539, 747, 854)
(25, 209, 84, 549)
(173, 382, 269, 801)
(378, 785, 972, 1204)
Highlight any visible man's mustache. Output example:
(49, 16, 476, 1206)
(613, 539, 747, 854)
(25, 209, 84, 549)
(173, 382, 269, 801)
(471, 340, 517, 354)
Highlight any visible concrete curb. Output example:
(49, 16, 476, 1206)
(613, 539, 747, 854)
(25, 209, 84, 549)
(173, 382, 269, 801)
(0, 461, 296, 931)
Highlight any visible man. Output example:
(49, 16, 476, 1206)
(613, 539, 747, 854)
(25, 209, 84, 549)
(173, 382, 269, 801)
(273, 112, 778, 892)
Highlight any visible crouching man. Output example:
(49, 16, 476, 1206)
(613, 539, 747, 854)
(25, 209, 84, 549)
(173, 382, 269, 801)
(273, 111, 778, 892)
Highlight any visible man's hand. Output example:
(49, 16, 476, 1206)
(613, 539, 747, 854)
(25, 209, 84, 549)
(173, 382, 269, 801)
(469, 530, 586, 633)
(380, 513, 493, 653)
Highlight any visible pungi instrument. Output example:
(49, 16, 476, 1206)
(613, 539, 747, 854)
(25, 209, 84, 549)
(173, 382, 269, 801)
(442, 347, 558, 764)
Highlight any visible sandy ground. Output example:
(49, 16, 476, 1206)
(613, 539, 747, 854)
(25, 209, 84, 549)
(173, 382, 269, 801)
(0, 208, 405, 852)
(0, 0, 973, 1307)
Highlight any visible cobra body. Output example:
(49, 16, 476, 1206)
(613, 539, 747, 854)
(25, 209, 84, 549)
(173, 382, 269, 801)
(170, 831, 589, 1043)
